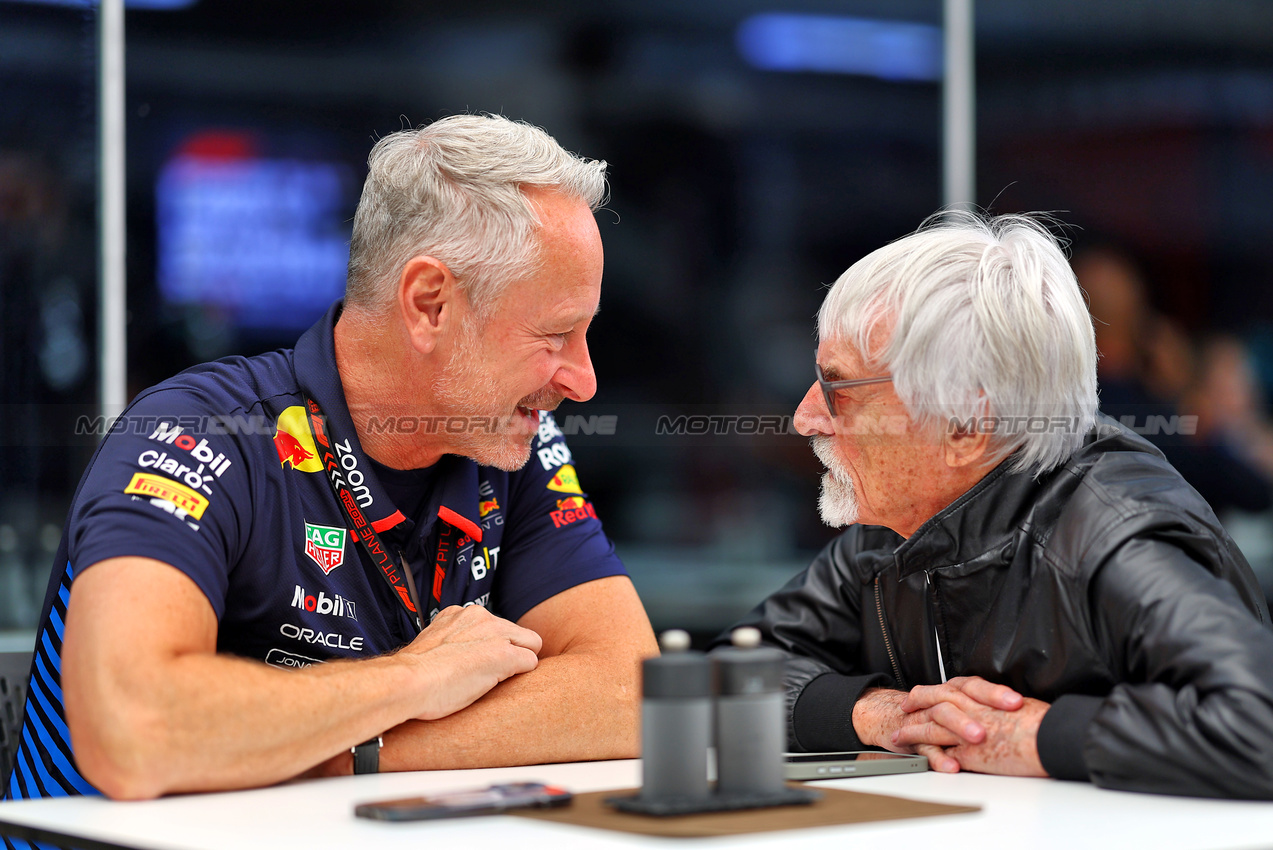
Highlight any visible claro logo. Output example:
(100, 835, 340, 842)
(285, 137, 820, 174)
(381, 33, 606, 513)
(279, 623, 364, 651)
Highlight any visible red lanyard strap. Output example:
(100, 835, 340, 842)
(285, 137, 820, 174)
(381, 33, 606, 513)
(302, 397, 425, 633)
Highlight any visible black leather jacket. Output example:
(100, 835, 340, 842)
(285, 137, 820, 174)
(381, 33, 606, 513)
(734, 417, 1273, 798)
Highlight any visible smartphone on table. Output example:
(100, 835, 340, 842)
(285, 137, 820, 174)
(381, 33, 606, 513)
(785, 751, 928, 780)
(355, 781, 573, 821)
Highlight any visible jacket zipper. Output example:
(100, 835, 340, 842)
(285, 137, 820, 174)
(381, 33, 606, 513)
(874, 576, 906, 689)
(926, 571, 948, 683)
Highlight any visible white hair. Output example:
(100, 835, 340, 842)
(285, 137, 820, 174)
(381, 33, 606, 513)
(818, 210, 1098, 476)
(345, 114, 608, 317)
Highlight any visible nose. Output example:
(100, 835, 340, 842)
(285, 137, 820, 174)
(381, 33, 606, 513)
(794, 382, 833, 437)
(553, 334, 598, 402)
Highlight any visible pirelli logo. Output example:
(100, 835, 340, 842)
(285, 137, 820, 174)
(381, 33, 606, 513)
(124, 472, 210, 520)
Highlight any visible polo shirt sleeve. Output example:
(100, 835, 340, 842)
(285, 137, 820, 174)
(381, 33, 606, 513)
(492, 413, 628, 622)
(66, 386, 253, 619)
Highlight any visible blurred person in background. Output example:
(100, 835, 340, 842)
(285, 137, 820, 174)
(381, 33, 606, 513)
(1077, 247, 1273, 516)
(729, 211, 1273, 799)
(1180, 335, 1273, 598)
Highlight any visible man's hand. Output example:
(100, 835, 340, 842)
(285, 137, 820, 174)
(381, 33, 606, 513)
(853, 676, 1040, 774)
(398, 605, 542, 721)
(937, 697, 1050, 777)
(897, 677, 1048, 776)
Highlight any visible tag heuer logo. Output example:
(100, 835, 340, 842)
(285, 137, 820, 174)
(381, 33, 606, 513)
(304, 522, 347, 575)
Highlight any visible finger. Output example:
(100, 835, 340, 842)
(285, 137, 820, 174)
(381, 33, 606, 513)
(926, 701, 985, 743)
(952, 676, 1024, 711)
(891, 716, 963, 749)
(507, 625, 543, 655)
(916, 744, 960, 774)
(901, 683, 983, 714)
(502, 644, 540, 676)
(903, 679, 1022, 713)
(429, 605, 467, 624)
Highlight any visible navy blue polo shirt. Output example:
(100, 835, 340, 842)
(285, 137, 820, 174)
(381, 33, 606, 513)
(3, 302, 627, 813)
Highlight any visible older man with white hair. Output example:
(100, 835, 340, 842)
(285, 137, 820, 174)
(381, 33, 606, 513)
(3, 115, 656, 809)
(731, 211, 1273, 798)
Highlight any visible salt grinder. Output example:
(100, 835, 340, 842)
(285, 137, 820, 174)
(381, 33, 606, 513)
(712, 626, 786, 797)
(640, 629, 712, 801)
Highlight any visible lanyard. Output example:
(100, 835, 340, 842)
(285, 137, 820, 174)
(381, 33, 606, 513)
(300, 396, 453, 634)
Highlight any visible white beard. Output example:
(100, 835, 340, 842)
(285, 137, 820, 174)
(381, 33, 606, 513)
(812, 436, 859, 527)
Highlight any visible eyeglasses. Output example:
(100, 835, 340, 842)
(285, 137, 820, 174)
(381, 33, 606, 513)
(815, 360, 892, 417)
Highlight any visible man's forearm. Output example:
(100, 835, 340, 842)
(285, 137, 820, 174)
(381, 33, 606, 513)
(65, 557, 541, 799)
(355, 577, 656, 774)
(379, 647, 641, 771)
(73, 649, 433, 798)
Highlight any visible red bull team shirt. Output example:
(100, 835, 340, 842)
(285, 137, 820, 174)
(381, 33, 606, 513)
(3, 302, 627, 817)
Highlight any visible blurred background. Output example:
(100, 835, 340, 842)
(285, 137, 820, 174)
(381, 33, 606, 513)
(6, 0, 1273, 648)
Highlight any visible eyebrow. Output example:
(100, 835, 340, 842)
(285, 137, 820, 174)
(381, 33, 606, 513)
(555, 303, 602, 327)
(819, 363, 845, 382)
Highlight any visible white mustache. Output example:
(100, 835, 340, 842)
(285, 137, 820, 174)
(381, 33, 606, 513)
(811, 436, 844, 477)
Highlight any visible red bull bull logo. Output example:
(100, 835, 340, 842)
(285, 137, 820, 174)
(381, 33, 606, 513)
(555, 496, 586, 511)
(273, 406, 324, 473)
(478, 498, 500, 518)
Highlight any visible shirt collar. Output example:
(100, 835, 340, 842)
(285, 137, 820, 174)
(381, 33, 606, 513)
(293, 300, 485, 542)
(403, 455, 485, 545)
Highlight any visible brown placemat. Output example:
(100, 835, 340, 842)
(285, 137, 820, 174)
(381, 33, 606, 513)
(510, 785, 980, 838)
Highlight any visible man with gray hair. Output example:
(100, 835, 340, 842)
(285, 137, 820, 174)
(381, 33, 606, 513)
(3, 115, 656, 808)
(731, 211, 1273, 798)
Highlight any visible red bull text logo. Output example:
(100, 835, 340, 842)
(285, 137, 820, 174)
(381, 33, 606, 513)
(550, 498, 596, 529)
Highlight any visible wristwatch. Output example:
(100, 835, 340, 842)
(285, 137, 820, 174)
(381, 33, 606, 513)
(352, 736, 383, 775)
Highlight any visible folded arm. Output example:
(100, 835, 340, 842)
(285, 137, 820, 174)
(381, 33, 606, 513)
(366, 574, 657, 772)
(727, 528, 899, 752)
(1064, 537, 1273, 797)
(63, 556, 541, 800)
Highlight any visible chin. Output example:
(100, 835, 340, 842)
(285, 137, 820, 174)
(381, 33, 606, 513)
(464, 438, 533, 472)
(817, 471, 860, 528)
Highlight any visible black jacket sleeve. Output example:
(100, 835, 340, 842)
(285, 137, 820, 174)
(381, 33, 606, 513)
(1041, 535, 1273, 798)
(726, 527, 894, 752)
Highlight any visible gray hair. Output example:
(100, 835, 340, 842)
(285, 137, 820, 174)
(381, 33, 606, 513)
(819, 210, 1098, 476)
(345, 115, 608, 316)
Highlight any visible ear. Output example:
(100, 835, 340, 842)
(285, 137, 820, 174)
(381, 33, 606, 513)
(944, 418, 990, 469)
(398, 255, 458, 355)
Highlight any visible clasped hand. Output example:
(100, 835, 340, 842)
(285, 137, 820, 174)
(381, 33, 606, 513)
(853, 676, 1049, 777)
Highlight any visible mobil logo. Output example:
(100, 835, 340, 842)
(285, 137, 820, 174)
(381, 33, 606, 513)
(147, 421, 233, 478)
(291, 585, 357, 621)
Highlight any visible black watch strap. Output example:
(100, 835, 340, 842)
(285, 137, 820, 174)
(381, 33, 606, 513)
(352, 736, 383, 775)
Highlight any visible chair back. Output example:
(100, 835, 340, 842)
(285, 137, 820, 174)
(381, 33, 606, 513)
(0, 650, 32, 786)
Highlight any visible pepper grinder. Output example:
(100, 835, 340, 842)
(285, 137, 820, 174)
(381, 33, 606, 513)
(712, 626, 786, 798)
(640, 629, 713, 801)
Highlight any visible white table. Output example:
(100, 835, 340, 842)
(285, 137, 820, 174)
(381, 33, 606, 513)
(2, 759, 1273, 849)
